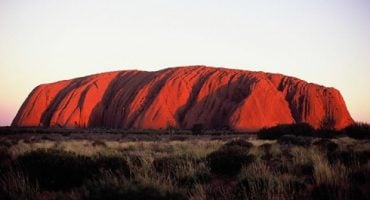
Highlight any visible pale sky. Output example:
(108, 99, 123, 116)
(0, 0, 369, 126)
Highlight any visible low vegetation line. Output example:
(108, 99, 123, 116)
(0, 123, 368, 199)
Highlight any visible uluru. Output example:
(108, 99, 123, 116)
(12, 66, 353, 131)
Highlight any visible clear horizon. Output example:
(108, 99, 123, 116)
(1, 0, 369, 126)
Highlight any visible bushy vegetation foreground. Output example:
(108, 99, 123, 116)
(0, 125, 369, 200)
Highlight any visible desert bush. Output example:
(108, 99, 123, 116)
(278, 135, 312, 146)
(348, 186, 368, 200)
(0, 170, 39, 200)
(188, 184, 207, 200)
(327, 150, 370, 166)
(285, 177, 307, 196)
(92, 140, 107, 147)
(327, 151, 352, 165)
(294, 162, 315, 177)
(0, 139, 12, 148)
(207, 145, 256, 176)
(311, 184, 348, 200)
(16, 150, 130, 191)
(348, 169, 370, 185)
(0, 132, 368, 199)
(125, 154, 145, 168)
(345, 122, 370, 139)
(237, 161, 307, 199)
(314, 129, 341, 138)
(223, 139, 253, 150)
(16, 150, 94, 190)
(258, 143, 272, 153)
(177, 172, 211, 189)
(238, 159, 271, 178)
(85, 173, 186, 200)
(86, 181, 186, 200)
(36, 190, 82, 200)
(259, 143, 273, 160)
(233, 175, 280, 200)
(0, 147, 12, 174)
(95, 156, 131, 177)
(202, 181, 236, 200)
(313, 139, 338, 152)
(268, 157, 290, 174)
(258, 123, 314, 139)
(153, 155, 193, 177)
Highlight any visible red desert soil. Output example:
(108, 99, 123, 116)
(12, 66, 353, 131)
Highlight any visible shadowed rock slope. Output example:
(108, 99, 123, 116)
(12, 66, 353, 131)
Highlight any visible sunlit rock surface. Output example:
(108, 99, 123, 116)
(12, 66, 353, 131)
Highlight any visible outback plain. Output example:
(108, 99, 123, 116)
(0, 124, 369, 200)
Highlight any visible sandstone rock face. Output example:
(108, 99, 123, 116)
(12, 66, 354, 131)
